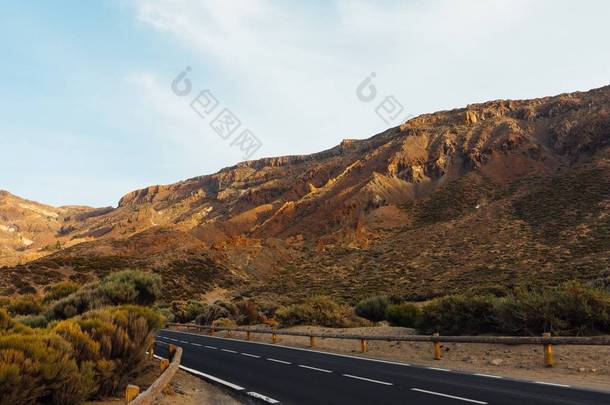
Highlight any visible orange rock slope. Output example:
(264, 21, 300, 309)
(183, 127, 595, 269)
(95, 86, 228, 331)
(1, 85, 609, 301)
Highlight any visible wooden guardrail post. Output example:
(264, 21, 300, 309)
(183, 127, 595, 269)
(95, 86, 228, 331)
(310, 336, 316, 348)
(272, 332, 278, 344)
(246, 331, 251, 341)
(160, 358, 169, 372)
(168, 344, 177, 360)
(543, 332, 553, 367)
(210, 327, 215, 336)
(125, 384, 140, 403)
(433, 333, 442, 360)
(360, 338, 368, 353)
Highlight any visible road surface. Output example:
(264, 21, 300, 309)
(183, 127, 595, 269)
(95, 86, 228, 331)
(156, 329, 610, 405)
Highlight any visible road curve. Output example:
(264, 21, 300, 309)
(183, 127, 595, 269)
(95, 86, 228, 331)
(156, 329, 610, 405)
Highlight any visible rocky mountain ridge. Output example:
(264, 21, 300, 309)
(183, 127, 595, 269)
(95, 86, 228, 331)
(1, 85, 608, 302)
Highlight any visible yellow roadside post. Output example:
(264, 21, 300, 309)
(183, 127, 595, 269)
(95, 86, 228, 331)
(543, 332, 553, 367)
(360, 338, 368, 353)
(160, 358, 169, 372)
(310, 336, 316, 348)
(148, 342, 155, 360)
(433, 333, 442, 360)
(125, 385, 140, 403)
(168, 344, 177, 359)
(210, 327, 215, 336)
(272, 332, 278, 344)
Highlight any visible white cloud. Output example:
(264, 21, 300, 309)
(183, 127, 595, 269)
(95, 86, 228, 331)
(127, 0, 610, 161)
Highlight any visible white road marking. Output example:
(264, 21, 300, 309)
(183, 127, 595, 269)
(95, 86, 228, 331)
(191, 343, 203, 347)
(221, 349, 238, 354)
(205, 345, 218, 350)
(241, 352, 261, 358)
(247, 391, 280, 404)
(267, 358, 291, 365)
(474, 373, 503, 379)
(179, 364, 245, 391)
(535, 381, 570, 388)
(342, 374, 393, 385)
(411, 388, 488, 404)
(179, 340, 189, 344)
(298, 364, 332, 373)
(428, 367, 451, 372)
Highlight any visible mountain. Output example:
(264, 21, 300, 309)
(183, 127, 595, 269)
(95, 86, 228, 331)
(1, 86, 609, 303)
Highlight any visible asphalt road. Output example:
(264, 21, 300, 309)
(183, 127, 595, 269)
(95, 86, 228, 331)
(156, 329, 610, 405)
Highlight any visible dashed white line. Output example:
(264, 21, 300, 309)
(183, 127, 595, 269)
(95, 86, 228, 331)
(411, 388, 488, 404)
(427, 367, 451, 372)
(221, 349, 238, 354)
(342, 374, 393, 385)
(298, 364, 332, 373)
(535, 381, 570, 388)
(179, 340, 189, 344)
(474, 373, 503, 379)
(205, 345, 218, 350)
(267, 358, 291, 365)
(247, 391, 280, 404)
(191, 343, 202, 347)
(241, 353, 261, 358)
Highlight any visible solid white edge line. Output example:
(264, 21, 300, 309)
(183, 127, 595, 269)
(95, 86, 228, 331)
(267, 358, 291, 365)
(427, 367, 451, 372)
(474, 373, 503, 379)
(241, 353, 261, 358)
(179, 364, 245, 391)
(298, 364, 332, 373)
(221, 349, 238, 353)
(411, 388, 488, 404)
(247, 391, 280, 404)
(342, 374, 393, 386)
(535, 381, 570, 388)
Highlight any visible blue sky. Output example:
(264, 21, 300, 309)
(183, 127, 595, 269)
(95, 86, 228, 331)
(1, 0, 609, 207)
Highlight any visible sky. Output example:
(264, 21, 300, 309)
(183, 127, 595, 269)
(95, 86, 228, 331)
(1, 0, 609, 207)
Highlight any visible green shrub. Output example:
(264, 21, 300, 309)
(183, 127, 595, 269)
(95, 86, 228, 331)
(8, 295, 44, 316)
(417, 295, 497, 335)
(0, 333, 96, 405)
(385, 303, 421, 327)
(44, 281, 79, 303)
(171, 300, 207, 323)
(494, 282, 610, 335)
(275, 296, 354, 327)
(15, 315, 48, 329)
(45, 285, 110, 321)
(98, 270, 161, 306)
(355, 296, 389, 322)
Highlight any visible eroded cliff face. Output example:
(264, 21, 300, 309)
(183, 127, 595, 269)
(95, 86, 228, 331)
(2, 85, 609, 301)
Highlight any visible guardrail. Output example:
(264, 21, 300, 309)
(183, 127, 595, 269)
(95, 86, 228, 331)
(167, 323, 610, 368)
(126, 343, 183, 404)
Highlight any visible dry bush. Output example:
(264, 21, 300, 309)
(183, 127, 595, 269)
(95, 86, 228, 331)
(44, 281, 79, 303)
(355, 296, 389, 322)
(275, 296, 355, 327)
(8, 294, 44, 316)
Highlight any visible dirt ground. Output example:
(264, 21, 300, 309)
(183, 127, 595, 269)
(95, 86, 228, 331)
(156, 369, 242, 405)
(174, 325, 610, 392)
